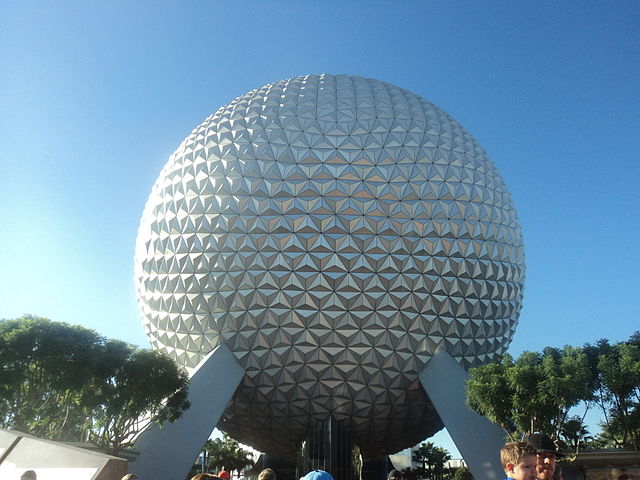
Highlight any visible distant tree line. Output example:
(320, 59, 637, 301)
(466, 331, 640, 451)
(0, 315, 190, 454)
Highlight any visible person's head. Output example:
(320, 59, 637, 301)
(191, 474, 221, 480)
(522, 433, 564, 480)
(259, 468, 276, 480)
(500, 441, 538, 480)
(388, 470, 403, 480)
(301, 470, 334, 480)
(21, 471, 37, 480)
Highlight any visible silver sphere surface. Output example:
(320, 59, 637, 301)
(135, 74, 525, 459)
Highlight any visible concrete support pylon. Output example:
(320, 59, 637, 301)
(130, 344, 245, 480)
(419, 347, 507, 480)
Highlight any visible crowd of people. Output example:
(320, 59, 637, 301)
(181, 432, 563, 480)
(183, 466, 335, 480)
(18, 431, 563, 480)
(188, 467, 279, 480)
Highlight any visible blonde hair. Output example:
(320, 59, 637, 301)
(500, 441, 537, 469)
(259, 469, 276, 480)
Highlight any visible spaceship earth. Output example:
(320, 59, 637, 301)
(134, 74, 525, 459)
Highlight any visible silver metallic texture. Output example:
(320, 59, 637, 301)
(134, 74, 525, 459)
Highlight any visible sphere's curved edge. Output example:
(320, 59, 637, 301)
(134, 73, 525, 457)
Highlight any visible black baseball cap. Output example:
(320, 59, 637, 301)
(523, 433, 565, 458)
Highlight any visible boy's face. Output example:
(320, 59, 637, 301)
(507, 454, 537, 480)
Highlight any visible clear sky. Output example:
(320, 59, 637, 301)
(1, 0, 638, 458)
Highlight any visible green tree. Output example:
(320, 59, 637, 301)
(0, 316, 106, 439)
(204, 434, 254, 476)
(89, 348, 190, 454)
(412, 442, 451, 480)
(431, 447, 452, 480)
(467, 346, 594, 440)
(453, 467, 473, 480)
(464, 355, 516, 434)
(467, 331, 640, 450)
(596, 339, 640, 449)
(559, 416, 592, 451)
(538, 346, 595, 435)
(0, 316, 190, 455)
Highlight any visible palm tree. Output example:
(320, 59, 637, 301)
(204, 434, 255, 475)
(412, 442, 452, 480)
(560, 416, 593, 452)
(432, 447, 452, 480)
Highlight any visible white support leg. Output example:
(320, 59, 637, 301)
(130, 344, 245, 480)
(419, 347, 507, 480)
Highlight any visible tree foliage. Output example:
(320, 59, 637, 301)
(560, 416, 593, 450)
(203, 434, 254, 475)
(453, 467, 474, 480)
(0, 316, 108, 438)
(89, 348, 190, 454)
(0, 316, 190, 454)
(466, 332, 640, 450)
(590, 339, 640, 449)
(464, 355, 516, 434)
(467, 346, 594, 440)
(412, 442, 452, 480)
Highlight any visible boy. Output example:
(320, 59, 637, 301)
(500, 441, 538, 480)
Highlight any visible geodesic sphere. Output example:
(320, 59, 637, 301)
(134, 74, 525, 459)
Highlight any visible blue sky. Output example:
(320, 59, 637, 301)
(1, 0, 638, 457)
